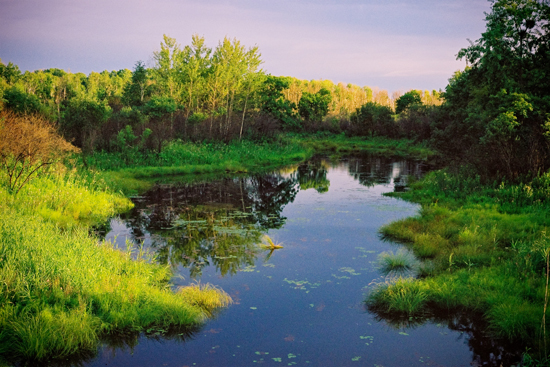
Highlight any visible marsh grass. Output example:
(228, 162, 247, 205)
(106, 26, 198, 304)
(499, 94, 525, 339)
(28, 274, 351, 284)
(291, 133, 436, 160)
(81, 139, 312, 194)
(0, 166, 232, 362)
(368, 278, 428, 315)
(372, 169, 550, 355)
(377, 250, 417, 276)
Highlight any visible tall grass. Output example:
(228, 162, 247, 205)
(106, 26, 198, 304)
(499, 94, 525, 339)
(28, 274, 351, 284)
(83, 138, 312, 172)
(290, 133, 436, 160)
(0, 166, 232, 361)
(370, 169, 550, 356)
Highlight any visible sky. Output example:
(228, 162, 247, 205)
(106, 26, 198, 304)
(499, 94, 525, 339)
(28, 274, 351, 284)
(0, 0, 491, 93)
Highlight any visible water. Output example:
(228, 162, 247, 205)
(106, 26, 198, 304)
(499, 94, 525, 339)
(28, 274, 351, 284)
(85, 155, 521, 367)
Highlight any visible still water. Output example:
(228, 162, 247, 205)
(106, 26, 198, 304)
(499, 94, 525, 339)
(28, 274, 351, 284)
(87, 155, 521, 367)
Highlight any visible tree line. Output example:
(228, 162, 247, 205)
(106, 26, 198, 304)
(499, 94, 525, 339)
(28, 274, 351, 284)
(3, 0, 547, 181)
(0, 34, 443, 154)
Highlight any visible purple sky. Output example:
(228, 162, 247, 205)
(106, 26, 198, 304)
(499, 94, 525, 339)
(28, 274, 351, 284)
(0, 0, 490, 92)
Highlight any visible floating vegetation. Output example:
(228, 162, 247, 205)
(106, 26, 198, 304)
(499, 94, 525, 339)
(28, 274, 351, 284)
(332, 274, 351, 280)
(259, 235, 284, 250)
(360, 335, 374, 345)
(283, 278, 321, 292)
(240, 266, 257, 273)
(356, 247, 376, 258)
(339, 267, 361, 276)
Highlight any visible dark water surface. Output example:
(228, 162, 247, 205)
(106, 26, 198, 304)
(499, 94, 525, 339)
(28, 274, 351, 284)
(86, 155, 521, 367)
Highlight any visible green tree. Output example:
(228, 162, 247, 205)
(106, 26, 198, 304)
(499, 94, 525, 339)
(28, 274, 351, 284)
(298, 88, 332, 122)
(61, 98, 112, 154)
(123, 61, 150, 106)
(350, 102, 394, 136)
(153, 35, 183, 100)
(260, 76, 300, 130)
(143, 96, 177, 152)
(441, 0, 550, 178)
(395, 90, 422, 114)
(3, 86, 44, 115)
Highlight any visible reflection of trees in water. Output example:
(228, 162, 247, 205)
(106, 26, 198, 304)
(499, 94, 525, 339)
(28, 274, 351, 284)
(367, 306, 524, 366)
(120, 173, 301, 277)
(117, 155, 426, 277)
(346, 154, 426, 188)
(294, 160, 330, 193)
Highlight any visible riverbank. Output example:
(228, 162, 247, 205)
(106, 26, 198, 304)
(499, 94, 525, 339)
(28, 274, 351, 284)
(85, 134, 436, 195)
(0, 134, 435, 363)
(367, 169, 550, 361)
(0, 167, 231, 364)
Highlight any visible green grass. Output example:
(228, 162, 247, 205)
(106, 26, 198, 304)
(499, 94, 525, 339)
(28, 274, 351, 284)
(377, 250, 417, 276)
(369, 169, 550, 356)
(289, 132, 437, 160)
(0, 167, 232, 362)
(79, 134, 436, 195)
(81, 138, 313, 194)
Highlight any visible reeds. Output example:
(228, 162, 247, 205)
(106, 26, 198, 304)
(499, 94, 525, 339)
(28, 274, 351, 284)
(370, 169, 550, 355)
(0, 165, 232, 361)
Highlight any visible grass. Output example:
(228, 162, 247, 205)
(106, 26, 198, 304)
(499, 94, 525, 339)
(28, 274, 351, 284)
(377, 250, 417, 276)
(81, 138, 312, 194)
(368, 168, 550, 357)
(79, 134, 436, 195)
(0, 166, 232, 362)
(289, 132, 437, 160)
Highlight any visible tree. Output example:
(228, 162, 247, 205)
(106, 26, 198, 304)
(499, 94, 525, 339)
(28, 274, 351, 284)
(444, 0, 550, 178)
(260, 76, 300, 130)
(123, 61, 150, 106)
(395, 90, 422, 114)
(0, 111, 78, 194)
(298, 88, 332, 122)
(350, 102, 394, 136)
(3, 86, 44, 115)
(152, 35, 183, 100)
(60, 98, 112, 154)
(143, 96, 177, 152)
(239, 47, 264, 140)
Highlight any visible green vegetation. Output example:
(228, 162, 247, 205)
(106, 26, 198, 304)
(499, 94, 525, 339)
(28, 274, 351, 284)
(377, 250, 417, 276)
(1, 0, 549, 361)
(366, 1, 550, 359)
(368, 169, 550, 354)
(0, 124, 232, 362)
(0, 168, 232, 362)
(293, 133, 435, 160)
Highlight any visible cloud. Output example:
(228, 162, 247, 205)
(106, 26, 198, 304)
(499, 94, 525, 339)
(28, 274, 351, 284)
(0, 0, 489, 91)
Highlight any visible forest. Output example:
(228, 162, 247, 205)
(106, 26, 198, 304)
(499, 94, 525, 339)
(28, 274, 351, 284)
(1, 0, 550, 364)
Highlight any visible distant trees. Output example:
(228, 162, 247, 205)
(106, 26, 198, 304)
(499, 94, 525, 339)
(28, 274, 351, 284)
(298, 88, 332, 123)
(395, 90, 422, 114)
(350, 102, 395, 137)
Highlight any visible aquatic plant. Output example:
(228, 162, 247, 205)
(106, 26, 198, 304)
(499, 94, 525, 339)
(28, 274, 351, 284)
(260, 235, 284, 250)
(377, 250, 416, 276)
(372, 169, 550, 357)
(368, 278, 427, 316)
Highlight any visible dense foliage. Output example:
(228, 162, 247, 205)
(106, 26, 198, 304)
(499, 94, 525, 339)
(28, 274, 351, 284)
(433, 0, 550, 179)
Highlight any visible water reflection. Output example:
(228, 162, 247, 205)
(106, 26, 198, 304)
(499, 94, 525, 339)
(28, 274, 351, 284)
(85, 154, 526, 366)
(114, 155, 426, 278)
(367, 306, 524, 366)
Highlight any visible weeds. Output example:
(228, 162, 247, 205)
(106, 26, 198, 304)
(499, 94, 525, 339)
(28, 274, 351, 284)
(377, 250, 417, 276)
(0, 164, 232, 362)
(370, 169, 550, 357)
